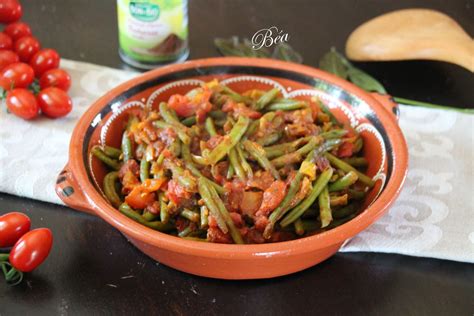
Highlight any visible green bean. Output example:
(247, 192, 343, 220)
(229, 147, 246, 180)
(121, 132, 133, 162)
(266, 100, 306, 111)
(178, 226, 193, 237)
(318, 100, 341, 126)
(159, 102, 191, 142)
(181, 116, 196, 127)
(332, 203, 359, 220)
(181, 143, 225, 194)
(191, 154, 207, 165)
(221, 86, 253, 105)
(328, 171, 358, 192)
(318, 186, 332, 228)
(280, 168, 333, 227)
(119, 203, 175, 232)
(264, 151, 316, 239)
(236, 145, 253, 178)
(205, 117, 218, 136)
(294, 218, 305, 236)
(348, 189, 366, 200)
(204, 179, 244, 244)
(198, 178, 228, 233)
(168, 162, 197, 192)
(180, 209, 200, 223)
(255, 88, 280, 110)
(91, 146, 121, 170)
(140, 159, 150, 182)
(102, 146, 122, 159)
(169, 137, 181, 157)
(342, 157, 368, 168)
(209, 110, 226, 120)
(282, 219, 319, 232)
(319, 129, 348, 140)
(271, 136, 319, 168)
(159, 193, 169, 224)
(263, 136, 312, 159)
(206, 116, 250, 165)
(245, 119, 260, 138)
(200, 205, 209, 229)
(325, 153, 375, 187)
(256, 132, 282, 146)
(242, 140, 280, 179)
(353, 137, 363, 153)
(153, 119, 190, 145)
(143, 211, 158, 221)
(226, 164, 234, 179)
(103, 171, 122, 208)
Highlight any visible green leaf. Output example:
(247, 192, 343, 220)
(318, 47, 349, 79)
(347, 67, 387, 94)
(272, 43, 303, 64)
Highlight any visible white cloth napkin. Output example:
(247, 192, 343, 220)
(0, 59, 472, 263)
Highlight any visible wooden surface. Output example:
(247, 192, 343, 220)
(1, 1, 473, 315)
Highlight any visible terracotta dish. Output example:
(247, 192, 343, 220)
(56, 57, 408, 279)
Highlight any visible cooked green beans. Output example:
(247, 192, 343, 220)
(325, 153, 375, 187)
(319, 186, 332, 228)
(180, 209, 200, 223)
(121, 132, 133, 162)
(271, 136, 319, 168)
(102, 146, 122, 159)
(255, 88, 279, 110)
(328, 171, 358, 192)
(104, 171, 121, 207)
(140, 159, 150, 182)
(119, 203, 174, 232)
(206, 116, 249, 165)
(242, 140, 280, 179)
(280, 168, 333, 227)
(92, 146, 121, 170)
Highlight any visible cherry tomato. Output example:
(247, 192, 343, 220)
(14, 36, 40, 62)
(3, 22, 31, 41)
(0, 62, 34, 88)
(29, 49, 60, 77)
(9, 228, 53, 272)
(0, 49, 19, 71)
(0, 0, 22, 24)
(0, 212, 31, 248)
(5, 88, 39, 120)
(0, 32, 13, 50)
(37, 87, 73, 118)
(39, 68, 71, 91)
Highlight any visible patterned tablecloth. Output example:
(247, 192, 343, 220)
(0, 59, 472, 263)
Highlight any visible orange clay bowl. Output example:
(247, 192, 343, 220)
(56, 57, 408, 279)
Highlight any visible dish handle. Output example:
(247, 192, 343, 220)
(55, 164, 96, 215)
(370, 93, 400, 121)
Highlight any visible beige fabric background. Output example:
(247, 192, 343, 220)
(0, 59, 472, 263)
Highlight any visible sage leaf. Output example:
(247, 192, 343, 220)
(318, 47, 349, 79)
(347, 67, 387, 94)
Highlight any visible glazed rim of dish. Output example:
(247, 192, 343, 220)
(69, 57, 408, 258)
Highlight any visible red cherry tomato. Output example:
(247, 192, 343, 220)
(37, 87, 72, 118)
(39, 68, 71, 91)
(4, 22, 31, 41)
(0, 212, 31, 248)
(0, 0, 22, 24)
(9, 228, 53, 272)
(14, 36, 40, 62)
(0, 32, 13, 50)
(5, 88, 39, 119)
(0, 62, 34, 88)
(0, 49, 19, 71)
(29, 49, 60, 77)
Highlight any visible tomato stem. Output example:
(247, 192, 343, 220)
(0, 262, 23, 286)
(0, 253, 9, 262)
